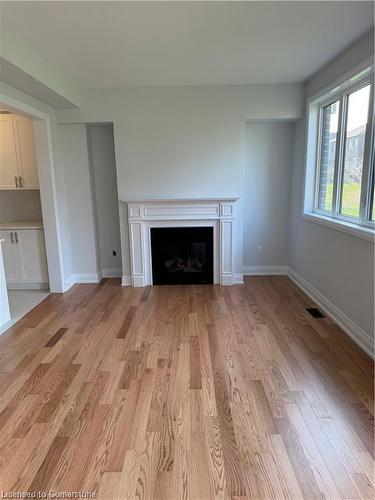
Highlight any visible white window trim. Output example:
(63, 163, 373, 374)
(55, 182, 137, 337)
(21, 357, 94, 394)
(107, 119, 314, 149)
(302, 212, 374, 242)
(303, 57, 375, 243)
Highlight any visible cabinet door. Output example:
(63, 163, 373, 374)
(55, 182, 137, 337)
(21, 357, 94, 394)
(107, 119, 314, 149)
(16, 229, 48, 283)
(0, 230, 19, 283)
(13, 115, 39, 189)
(0, 115, 19, 189)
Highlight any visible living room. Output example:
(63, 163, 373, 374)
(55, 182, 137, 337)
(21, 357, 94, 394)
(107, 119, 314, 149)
(0, 2, 373, 498)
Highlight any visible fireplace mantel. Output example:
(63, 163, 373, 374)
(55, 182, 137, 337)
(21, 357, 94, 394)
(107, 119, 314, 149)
(122, 198, 239, 287)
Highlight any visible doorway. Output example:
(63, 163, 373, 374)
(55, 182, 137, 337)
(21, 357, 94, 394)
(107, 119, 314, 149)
(0, 111, 49, 330)
(0, 95, 64, 332)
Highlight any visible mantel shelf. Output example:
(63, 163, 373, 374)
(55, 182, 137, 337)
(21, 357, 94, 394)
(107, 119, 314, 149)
(121, 197, 240, 204)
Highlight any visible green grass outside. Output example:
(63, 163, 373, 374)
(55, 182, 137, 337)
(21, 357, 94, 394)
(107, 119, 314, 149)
(324, 183, 361, 217)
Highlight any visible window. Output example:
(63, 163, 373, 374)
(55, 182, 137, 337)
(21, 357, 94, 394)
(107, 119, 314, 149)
(317, 100, 340, 211)
(310, 71, 374, 234)
(340, 85, 370, 218)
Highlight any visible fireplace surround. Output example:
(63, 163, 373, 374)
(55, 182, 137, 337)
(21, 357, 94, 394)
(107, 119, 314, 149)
(123, 198, 238, 287)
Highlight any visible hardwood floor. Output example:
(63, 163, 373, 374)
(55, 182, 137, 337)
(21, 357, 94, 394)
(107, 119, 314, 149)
(0, 277, 373, 499)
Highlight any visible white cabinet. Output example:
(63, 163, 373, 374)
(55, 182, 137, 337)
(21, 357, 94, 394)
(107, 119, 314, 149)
(17, 229, 49, 283)
(0, 229, 48, 288)
(0, 115, 19, 189)
(0, 113, 39, 190)
(13, 115, 39, 189)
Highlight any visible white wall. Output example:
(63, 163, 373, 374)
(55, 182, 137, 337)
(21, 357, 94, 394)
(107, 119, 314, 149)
(307, 29, 374, 98)
(288, 29, 374, 351)
(56, 83, 304, 278)
(51, 123, 73, 284)
(1, 27, 81, 107)
(243, 121, 294, 268)
(86, 124, 122, 277)
(59, 124, 99, 279)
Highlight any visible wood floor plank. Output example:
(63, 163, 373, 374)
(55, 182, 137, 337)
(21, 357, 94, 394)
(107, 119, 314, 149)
(44, 327, 68, 348)
(28, 436, 69, 492)
(0, 277, 372, 499)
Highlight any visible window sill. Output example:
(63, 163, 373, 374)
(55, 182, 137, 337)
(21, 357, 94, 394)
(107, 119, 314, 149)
(302, 212, 374, 242)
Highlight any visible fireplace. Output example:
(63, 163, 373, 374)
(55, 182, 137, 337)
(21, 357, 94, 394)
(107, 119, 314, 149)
(151, 227, 213, 285)
(123, 198, 238, 287)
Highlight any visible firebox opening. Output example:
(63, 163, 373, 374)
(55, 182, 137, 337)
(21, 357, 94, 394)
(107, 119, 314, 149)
(151, 227, 213, 285)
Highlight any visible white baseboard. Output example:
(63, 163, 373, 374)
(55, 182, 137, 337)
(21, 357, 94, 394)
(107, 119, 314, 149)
(220, 274, 235, 285)
(242, 265, 288, 276)
(121, 275, 131, 287)
(234, 273, 244, 284)
(101, 268, 122, 278)
(132, 275, 146, 287)
(62, 273, 101, 292)
(74, 272, 101, 284)
(63, 275, 75, 292)
(7, 282, 49, 290)
(63, 271, 124, 292)
(287, 266, 374, 359)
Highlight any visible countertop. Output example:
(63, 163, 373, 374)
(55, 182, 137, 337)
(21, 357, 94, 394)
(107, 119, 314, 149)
(0, 221, 44, 230)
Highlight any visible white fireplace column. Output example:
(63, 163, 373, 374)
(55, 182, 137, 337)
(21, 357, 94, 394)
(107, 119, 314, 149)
(123, 198, 238, 287)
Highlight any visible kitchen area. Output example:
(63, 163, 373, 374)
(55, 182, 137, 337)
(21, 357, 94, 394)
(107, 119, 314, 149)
(0, 110, 49, 332)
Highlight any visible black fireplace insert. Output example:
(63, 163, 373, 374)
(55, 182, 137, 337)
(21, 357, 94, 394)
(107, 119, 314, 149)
(151, 227, 213, 285)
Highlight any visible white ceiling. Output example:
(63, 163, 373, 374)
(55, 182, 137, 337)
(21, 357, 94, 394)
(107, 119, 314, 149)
(1, 1, 374, 88)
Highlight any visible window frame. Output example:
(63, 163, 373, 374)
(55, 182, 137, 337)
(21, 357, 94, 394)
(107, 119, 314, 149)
(314, 96, 342, 215)
(313, 74, 374, 229)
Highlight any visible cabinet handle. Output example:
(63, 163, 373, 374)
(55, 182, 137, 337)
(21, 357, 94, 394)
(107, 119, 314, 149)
(10, 232, 14, 244)
(15, 176, 18, 188)
(14, 232, 18, 244)
(19, 176, 23, 188)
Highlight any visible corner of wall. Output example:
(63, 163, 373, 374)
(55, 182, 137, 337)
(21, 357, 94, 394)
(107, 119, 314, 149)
(287, 266, 374, 359)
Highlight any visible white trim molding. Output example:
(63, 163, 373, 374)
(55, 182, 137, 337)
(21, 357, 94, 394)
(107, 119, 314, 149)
(101, 268, 122, 278)
(63, 275, 76, 292)
(123, 198, 238, 287)
(287, 266, 374, 359)
(7, 282, 49, 290)
(74, 273, 101, 284)
(62, 272, 101, 292)
(121, 275, 132, 287)
(303, 213, 374, 242)
(302, 62, 375, 242)
(242, 265, 288, 276)
(0, 239, 11, 328)
(234, 273, 244, 285)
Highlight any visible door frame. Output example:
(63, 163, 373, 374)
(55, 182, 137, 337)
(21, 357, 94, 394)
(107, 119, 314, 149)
(0, 93, 65, 292)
